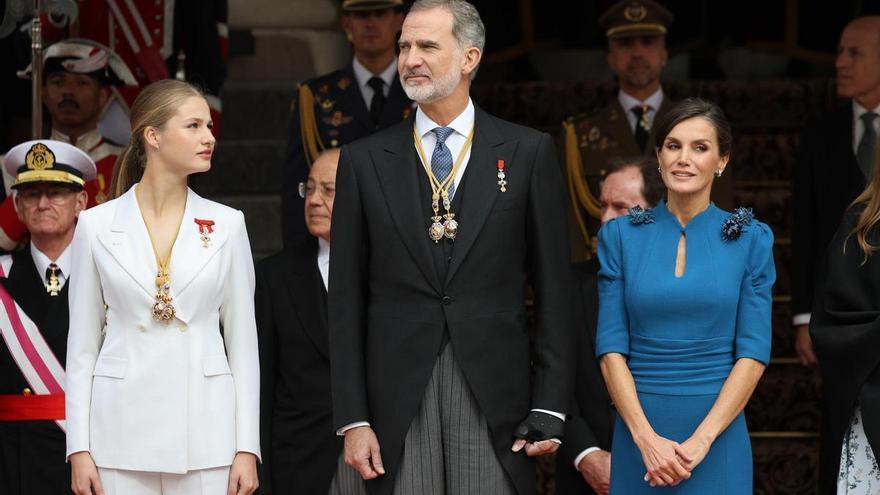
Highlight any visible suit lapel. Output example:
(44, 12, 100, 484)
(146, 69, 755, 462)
(445, 108, 517, 285)
(371, 119, 443, 293)
(285, 247, 329, 358)
(835, 105, 864, 180)
(97, 187, 158, 298)
(169, 189, 229, 299)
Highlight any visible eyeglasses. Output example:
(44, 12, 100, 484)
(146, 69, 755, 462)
(16, 187, 77, 206)
(298, 181, 336, 200)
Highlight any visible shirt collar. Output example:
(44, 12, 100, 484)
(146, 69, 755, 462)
(414, 98, 476, 140)
(30, 242, 72, 280)
(51, 127, 103, 153)
(618, 87, 664, 112)
(853, 100, 880, 120)
(352, 57, 398, 89)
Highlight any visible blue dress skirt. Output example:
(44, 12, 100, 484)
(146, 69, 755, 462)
(596, 202, 775, 494)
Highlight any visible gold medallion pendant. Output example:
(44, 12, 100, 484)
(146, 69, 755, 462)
(413, 126, 474, 244)
(152, 270, 176, 322)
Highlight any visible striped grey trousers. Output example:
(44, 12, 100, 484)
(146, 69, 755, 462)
(329, 344, 517, 494)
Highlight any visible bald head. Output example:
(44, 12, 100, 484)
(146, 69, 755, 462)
(836, 16, 880, 108)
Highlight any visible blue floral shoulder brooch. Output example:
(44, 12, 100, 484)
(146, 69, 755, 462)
(627, 205, 655, 225)
(721, 207, 754, 241)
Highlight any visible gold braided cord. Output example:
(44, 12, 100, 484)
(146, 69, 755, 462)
(298, 84, 325, 167)
(14, 170, 85, 187)
(606, 23, 667, 38)
(563, 120, 603, 250)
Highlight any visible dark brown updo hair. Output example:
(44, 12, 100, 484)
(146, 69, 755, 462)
(653, 97, 732, 159)
(109, 79, 206, 199)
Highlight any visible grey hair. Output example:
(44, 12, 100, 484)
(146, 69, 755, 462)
(409, 0, 486, 79)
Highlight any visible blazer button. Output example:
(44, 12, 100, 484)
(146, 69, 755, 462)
(442, 295, 454, 305)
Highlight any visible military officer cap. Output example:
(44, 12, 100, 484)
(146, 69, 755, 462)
(4, 140, 97, 189)
(342, 0, 404, 11)
(21, 38, 138, 87)
(599, 0, 674, 39)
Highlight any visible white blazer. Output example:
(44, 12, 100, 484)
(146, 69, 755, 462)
(65, 186, 261, 474)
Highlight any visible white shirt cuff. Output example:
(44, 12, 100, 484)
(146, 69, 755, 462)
(336, 421, 370, 436)
(531, 408, 566, 421)
(573, 447, 601, 469)
(792, 313, 811, 326)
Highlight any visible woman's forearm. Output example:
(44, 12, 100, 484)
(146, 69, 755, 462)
(600, 353, 653, 443)
(691, 358, 766, 444)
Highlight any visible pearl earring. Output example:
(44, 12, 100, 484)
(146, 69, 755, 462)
(715, 169, 723, 177)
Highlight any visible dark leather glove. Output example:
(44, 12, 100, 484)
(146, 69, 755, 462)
(513, 411, 564, 442)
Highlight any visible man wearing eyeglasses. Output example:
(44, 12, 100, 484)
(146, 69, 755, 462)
(0, 139, 95, 495)
(255, 149, 340, 494)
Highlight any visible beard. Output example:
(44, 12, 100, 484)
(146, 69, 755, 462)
(400, 58, 463, 103)
(621, 59, 660, 89)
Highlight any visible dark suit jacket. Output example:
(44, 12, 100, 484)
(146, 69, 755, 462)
(255, 241, 342, 494)
(811, 209, 880, 494)
(329, 105, 575, 495)
(555, 259, 615, 495)
(281, 63, 413, 248)
(792, 103, 866, 316)
(0, 248, 70, 494)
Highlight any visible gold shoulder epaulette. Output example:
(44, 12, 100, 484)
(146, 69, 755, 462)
(298, 83, 324, 167)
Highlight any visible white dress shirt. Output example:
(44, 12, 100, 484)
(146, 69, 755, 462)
(317, 237, 330, 290)
(413, 98, 475, 199)
(351, 56, 398, 109)
(619, 87, 665, 134)
(792, 100, 880, 327)
(31, 243, 71, 290)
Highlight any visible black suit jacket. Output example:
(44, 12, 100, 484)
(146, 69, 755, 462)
(255, 241, 342, 494)
(281, 63, 413, 248)
(792, 103, 866, 316)
(555, 259, 614, 495)
(329, 105, 575, 495)
(0, 248, 70, 494)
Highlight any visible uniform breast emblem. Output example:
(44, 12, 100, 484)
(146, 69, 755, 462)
(337, 77, 351, 90)
(321, 99, 335, 112)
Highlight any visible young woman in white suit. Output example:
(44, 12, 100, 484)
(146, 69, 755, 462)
(66, 80, 260, 495)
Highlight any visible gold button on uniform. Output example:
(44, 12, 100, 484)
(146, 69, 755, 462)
(22, 388, 32, 396)
(178, 323, 188, 332)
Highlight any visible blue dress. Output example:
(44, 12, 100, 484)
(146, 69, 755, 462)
(596, 201, 775, 494)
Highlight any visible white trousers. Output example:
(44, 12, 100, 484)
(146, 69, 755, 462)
(97, 466, 231, 495)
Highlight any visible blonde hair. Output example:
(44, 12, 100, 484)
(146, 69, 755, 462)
(848, 137, 880, 263)
(110, 79, 205, 198)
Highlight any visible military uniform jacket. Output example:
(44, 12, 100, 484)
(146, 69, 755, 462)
(0, 249, 70, 494)
(281, 62, 413, 247)
(65, 186, 261, 473)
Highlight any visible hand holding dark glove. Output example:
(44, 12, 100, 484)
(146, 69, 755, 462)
(511, 411, 564, 457)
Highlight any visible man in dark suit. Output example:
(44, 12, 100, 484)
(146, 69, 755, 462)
(328, 1, 574, 494)
(792, 15, 880, 368)
(555, 156, 665, 495)
(256, 149, 341, 494)
(281, 0, 413, 248)
(0, 139, 94, 495)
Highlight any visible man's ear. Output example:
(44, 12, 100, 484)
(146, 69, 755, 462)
(341, 14, 353, 41)
(98, 86, 110, 110)
(74, 190, 88, 215)
(461, 46, 482, 76)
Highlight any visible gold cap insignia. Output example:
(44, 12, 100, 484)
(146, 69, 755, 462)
(25, 143, 55, 171)
(624, 2, 647, 22)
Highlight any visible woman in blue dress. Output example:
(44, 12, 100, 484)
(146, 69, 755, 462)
(596, 98, 775, 493)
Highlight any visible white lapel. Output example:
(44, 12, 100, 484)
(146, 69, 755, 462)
(168, 189, 229, 299)
(96, 186, 157, 299)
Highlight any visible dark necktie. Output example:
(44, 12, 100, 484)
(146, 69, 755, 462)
(368, 77, 386, 126)
(857, 112, 878, 179)
(432, 127, 456, 197)
(46, 263, 61, 297)
(631, 105, 650, 153)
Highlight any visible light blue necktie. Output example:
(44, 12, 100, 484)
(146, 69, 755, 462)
(431, 127, 456, 198)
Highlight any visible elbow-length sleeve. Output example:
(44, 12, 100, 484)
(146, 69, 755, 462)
(219, 210, 261, 460)
(65, 211, 106, 458)
(596, 219, 629, 358)
(734, 222, 776, 365)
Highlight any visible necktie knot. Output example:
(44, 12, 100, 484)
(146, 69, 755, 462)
(367, 76, 385, 93)
(433, 127, 455, 144)
(631, 105, 646, 118)
(861, 111, 878, 126)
